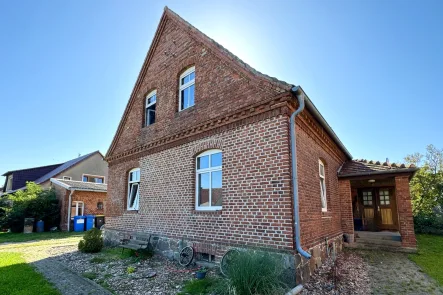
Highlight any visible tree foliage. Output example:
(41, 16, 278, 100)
(0, 182, 60, 232)
(405, 144, 443, 215)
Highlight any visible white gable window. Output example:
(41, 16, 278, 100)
(128, 168, 140, 211)
(319, 160, 327, 212)
(196, 149, 222, 211)
(145, 90, 157, 126)
(179, 66, 195, 111)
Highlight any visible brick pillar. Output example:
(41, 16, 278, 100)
(339, 179, 354, 242)
(395, 176, 417, 248)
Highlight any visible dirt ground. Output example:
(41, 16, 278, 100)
(302, 248, 443, 295)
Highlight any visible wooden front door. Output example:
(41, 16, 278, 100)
(359, 187, 398, 231)
(361, 189, 376, 231)
(376, 188, 398, 230)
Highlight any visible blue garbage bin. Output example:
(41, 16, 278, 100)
(73, 216, 86, 232)
(85, 215, 95, 231)
(36, 220, 44, 232)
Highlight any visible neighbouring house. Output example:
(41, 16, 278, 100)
(103, 7, 418, 284)
(50, 179, 107, 231)
(1, 150, 108, 231)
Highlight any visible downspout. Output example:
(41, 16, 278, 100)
(67, 189, 75, 231)
(290, 86, 311, 259)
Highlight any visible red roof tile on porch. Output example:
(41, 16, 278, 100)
(338, 159, 418, 178)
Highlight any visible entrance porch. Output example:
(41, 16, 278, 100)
(338, 159, 418, 251)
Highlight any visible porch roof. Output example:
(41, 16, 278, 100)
(338, 159, 418, 178)
(50, 178, 107, 192)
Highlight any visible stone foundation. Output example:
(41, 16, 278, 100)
(294, 234, 343, 283)
(104, 228, 342, 285)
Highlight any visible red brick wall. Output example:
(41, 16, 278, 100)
(54, 186, 106, 230)
(110, 18, 286, 158)
(395, 176, 417, 248)
(295, 117, 347, 249)
(106, 116, 294, 250)
(338, 179, 354, 239)
(72, 191, 106, 216)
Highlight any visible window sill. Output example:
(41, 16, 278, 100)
(126, 210, 139, 214)
(321, 211, 332, 218)
(192, 210, 222, 215)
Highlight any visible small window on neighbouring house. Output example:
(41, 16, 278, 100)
(145, 90, 156, 126)
(128, 168, 140, 211)
(63, 176, 72, 180)
(82, 174, 105, 183)
(319, 160, 327, 211)
(71, 201, 84, 217)
(363, 191, 373, 206)
(379, 189, 390, 205)
(196, 150, 222, 211)
(97, 202, 103, 210)
(179, 66, 195, 111)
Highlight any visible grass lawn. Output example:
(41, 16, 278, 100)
(0, 252, 60, 295)
(0, 231, 82, 244)
(409, 234, 443, 285)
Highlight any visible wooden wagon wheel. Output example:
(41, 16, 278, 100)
(179, 246, 194, 266)
(220, 249, 240, 276)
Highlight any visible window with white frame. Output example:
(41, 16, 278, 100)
(179, 66, 195, 111)
(145, 90, 156, 126)
(319, 159, 327, 211)
(196, 150, 222, 211)
(71, 201, 84, 218)
(127, 168, 140, 211)
(82, 174, 105, 183)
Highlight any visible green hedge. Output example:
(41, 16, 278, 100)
(414, 213, 443, 235)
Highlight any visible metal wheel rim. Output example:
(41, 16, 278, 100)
(179, 246, 194, 266)
(220, 249, 240, 276)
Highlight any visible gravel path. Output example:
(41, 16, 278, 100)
(302, 248, 443, 295)
(33, 257, 113, 295)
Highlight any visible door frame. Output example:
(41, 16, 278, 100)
(357, 186, 398, 231)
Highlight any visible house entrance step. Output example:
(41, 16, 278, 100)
(355, 238, 402, 247)
(355, 231, 401, 241)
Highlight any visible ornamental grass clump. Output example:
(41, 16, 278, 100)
(78, 228, 103, 253)
(227, 251, 287, 295)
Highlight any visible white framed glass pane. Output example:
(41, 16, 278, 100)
(129, 183, 139, 208)
(211, 171, 222, 206)
(211, 152, 222, 167)
(82, 176, 88, 182)
(319, 164, 325, 177)
(197, 155, 209, 169)
(188, 84, 194, 107)
(198, 173, 210, 207)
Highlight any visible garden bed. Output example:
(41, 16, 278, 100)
(50, 246, 212, 294)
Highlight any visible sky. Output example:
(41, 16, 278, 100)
(1, 0, 442, 184)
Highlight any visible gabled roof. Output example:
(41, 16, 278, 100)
(105, 7, 352, 160)
(32, 151, 102, 184)
(2, 151, 104, 193)
(338, 159, 418, 178)
(2, 163, 63, 191)
(50, 178, 107, 192)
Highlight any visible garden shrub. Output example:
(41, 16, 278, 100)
(226, 251, 287, 295)
(414, 211, 443, 235)
(0, 182, 60, 232)
(78, 228, 103, 253)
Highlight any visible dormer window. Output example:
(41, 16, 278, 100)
(145, 90, 156, 126)
(179, 66, 195, 111)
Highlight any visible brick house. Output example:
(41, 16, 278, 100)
(50, 179, 107, 231)
(104, 7, 418, 284)
(1, 151, 108, 231)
